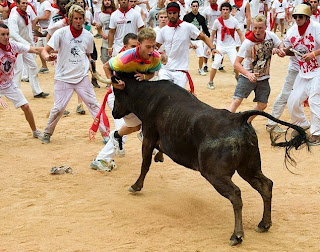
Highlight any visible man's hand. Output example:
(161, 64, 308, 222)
(0, 98, 8, 108)
(134, 70, 146, 81)
(247, 72, 259, 83)
(112, 78, 125, 90)
(47, 53, 57, 62)
(273, 48, 286, 57)
(301, 52, 315, 62)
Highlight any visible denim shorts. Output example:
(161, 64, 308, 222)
(233, 75, 271, 103)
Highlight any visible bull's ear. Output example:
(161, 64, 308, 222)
(111, 75, 122, 84)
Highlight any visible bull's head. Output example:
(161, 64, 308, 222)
(111, 76, 132, 119)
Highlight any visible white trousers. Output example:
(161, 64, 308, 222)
(287, 74, 320, 135)
(268, 69, 299, 126)
(44, 76, 107, 136)
(211, 46, 237, 69)
(158, 68, 188, 89)
(96, 91, 127, 162)
(14, 53, 42, 96)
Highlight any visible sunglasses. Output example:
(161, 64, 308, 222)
(293, 15, 305, 19)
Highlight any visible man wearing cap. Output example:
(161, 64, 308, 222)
(283, 4, 320, 145)
(156, 1, 218, 94)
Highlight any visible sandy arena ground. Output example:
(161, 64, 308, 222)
(0, 37, 319, 252)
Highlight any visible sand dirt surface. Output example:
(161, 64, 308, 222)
(0, 38, 319, 252)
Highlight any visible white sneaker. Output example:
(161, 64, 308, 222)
(90, 159, 117, 172)
(110, 130, 125, 157)
(198, 68, 206, 76)
(266, 125, 286, 134)
(207, 81, 215, 90)
(137, 131, 143, 142)
(33, 129, 43, 139)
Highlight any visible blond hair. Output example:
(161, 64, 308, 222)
(253, 14, 267, 25)
(68, 5, 86, 25)
(137, 27, 156, 43)
(158, 9, 167, 17)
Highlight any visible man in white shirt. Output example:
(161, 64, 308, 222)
(228, 14, 285, 122)
(41, 5, 109, 144)
(310, 0, 320, 23)
(8, 0, 49, 98)
(272, 0, 288, 37)
(0, 23, 43, 139)
(107, 0, 144, 57)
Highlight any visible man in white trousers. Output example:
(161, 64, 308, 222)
(41, 5, 109, 144)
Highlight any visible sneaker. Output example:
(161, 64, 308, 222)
(63, 110, 70, 117)
(76, 104, 86, 115)
(198, 68, 206, 76)
(110, 131, 125, 157)
(309, 135, 320, 146)
(137, 131, 143, 142)
(33, 129, 43, 139)
(42, 133, 51, 144)
(103, 136, 110, 145)
(21, 77, 29, 82)
(90, 159, 117, 172)
(203, 66, 208, 72)
(207, 81, 215, 90)
(291, 126, 310, 138)
(34, 92, 49, 98)
(38, 67, 49, 74)
(94, 34, 102, 38)
(219, 66, 225, 72)
(266, 125, 286, 134)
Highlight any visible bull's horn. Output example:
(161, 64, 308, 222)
(92, 72, 112, 84)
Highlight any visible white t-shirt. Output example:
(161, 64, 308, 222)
(283, 21, 320, 78)
(156, 21, 200, 70)
(272, 0, 288, 19)
(109, 8, 144, 48)
(237, 31, 281, 81)
(84, 9, 94, 33)
(230, 0, 248, 25)
(250, 0, 260, 18)
(37, 0, 52, 29)
(202, 5, 221, 33)
(98, 12, 112, 48)
(0, 41, 30, 89)
(212, 16, 241, 48)
(47, 26, 93, 83)
(311, 13, 320, 23)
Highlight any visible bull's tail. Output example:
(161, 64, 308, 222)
(240, 110, 311, 168)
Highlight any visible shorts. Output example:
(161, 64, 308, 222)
(100, 47, 111, 64)
(123, 113, 142, 127)
(233, 75, 270, 103)
(190, 40, 205, 57)
(0, 83, 28, 108)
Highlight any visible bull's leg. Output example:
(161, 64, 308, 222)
(154, 151, 164, 162)
(129, 137, 155, 192)
(201, 173, 244, 246)
(237, 169, 273, 233)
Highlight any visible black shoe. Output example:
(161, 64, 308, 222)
(203, 66, 208, 72)
(91, 76, 100, 88)
(218, 66, 225, 72)
(34, 92, 49, 98)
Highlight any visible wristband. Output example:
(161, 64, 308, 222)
(210, 47, 216, 52)
(313, 51, 316, 58)
(143, 74, 146, 80)
(108, 48, 112, 50)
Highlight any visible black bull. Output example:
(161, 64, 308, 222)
(112, 77, 310, 246)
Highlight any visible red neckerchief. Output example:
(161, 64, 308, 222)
(178, 0, 185, 7)
(313, 9, 320, 18)
(58, 11, 65, 18)
(51, 3, 59, 9)
(168, 19, 183, 28)
(298, 19, 310, 36)
(16, 8, 28, 25)
(279, 0, 283, 3)
(119, 46, 126, 53)
(218, 16, 235, 41)
(0, 42, 11, 52)
(210, 3, 218, 11)
(245, 30, 266, 42)
(102, 9, 114, 14)
(119, 6, 131, 17)
(70, 25, 83, 38)
(234, 0, 243, 8)
(0, 0, 8, 7)
(89, 87, 111, 140)
(134, 46, 152, 64)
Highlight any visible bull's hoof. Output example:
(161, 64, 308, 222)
(128, 185, 142, 192)
(154, 152, 164, 162)
(229, 233, 243, 246)
(256, 221, 272, 233)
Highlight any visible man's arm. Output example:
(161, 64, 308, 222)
(245, 2, 251, 31)
(40, 45, 57, 61)
(234, 56, 258, 82)
(108, 28, 115, 57)
(198, 32, 221, 55)
(236, 28, 244, 44)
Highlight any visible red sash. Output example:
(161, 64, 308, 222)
(179, 70, 194, 94)
(218, 16, 235, 41)
(234, 0, 243, 8)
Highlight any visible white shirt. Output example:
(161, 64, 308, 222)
(0, 41, 29, 89)
(212, 16, 241, 48)
(202, 5, 221, 33)
(283, 21, 320, 78)
(272, 0, 288, 19)
(109, 8, 144, 48)
(250, 0, 260, 18)
(98, 12, 112, 48)
(37, 0, 52, 29)
(156, 21, 200, 70)
(47, 26, 93, 83)
(238, 31, 281, 81)
(230, 0, 248, 25)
